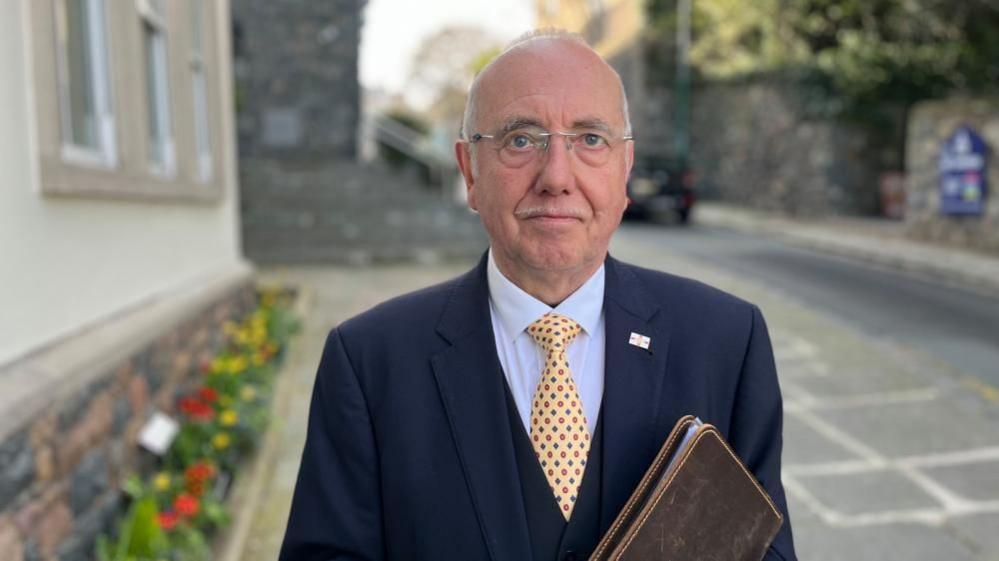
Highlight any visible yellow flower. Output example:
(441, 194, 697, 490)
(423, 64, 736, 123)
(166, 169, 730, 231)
(210, 357, 226, 373)
(220, 409, 239, 427)
(228, 355, 248, 374)
(218, 394, 233, 408)
(240, 385, 257, 401)
(212, 432, 231, 450)
(261, 292, 277, 308)
(234, 329, 249, 346)
(153, 473, 171, 492)
(222, 320, 238, 335)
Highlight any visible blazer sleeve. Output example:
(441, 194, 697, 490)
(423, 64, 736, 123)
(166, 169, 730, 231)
(728, 305, 798, 561)
(279, 328, 386, 561)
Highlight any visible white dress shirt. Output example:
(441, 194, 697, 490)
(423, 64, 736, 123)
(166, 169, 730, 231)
(486, 247, 606, 436)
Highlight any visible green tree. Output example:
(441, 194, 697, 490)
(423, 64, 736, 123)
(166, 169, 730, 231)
(645, 0, 999, 115)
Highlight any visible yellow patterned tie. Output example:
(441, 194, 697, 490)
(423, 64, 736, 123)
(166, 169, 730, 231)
(527, 312, 591, 520)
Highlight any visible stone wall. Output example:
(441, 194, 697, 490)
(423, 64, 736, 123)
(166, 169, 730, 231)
(905, 98, 999, 253)
(231, 0, 363, 159)
(638, 76, 905, 216)
(0, 286, 256, 561)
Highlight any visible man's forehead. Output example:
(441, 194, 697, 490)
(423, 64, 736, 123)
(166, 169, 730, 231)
(476, 43, 623, 127)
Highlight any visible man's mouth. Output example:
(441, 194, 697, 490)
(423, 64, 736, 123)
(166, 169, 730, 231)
(516, 208, 584, 222)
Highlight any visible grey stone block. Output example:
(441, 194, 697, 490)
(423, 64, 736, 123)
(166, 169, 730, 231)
(111, 398, 130, 437)
(0, 431, 35, 510)
(69, 451, 109, 516)
(57, 493, 122, 561)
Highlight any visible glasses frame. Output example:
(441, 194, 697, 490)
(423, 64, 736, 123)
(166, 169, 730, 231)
(465, 127, 634, 153)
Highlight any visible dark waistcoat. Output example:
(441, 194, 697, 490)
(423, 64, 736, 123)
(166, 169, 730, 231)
(503, 383, 604, 561)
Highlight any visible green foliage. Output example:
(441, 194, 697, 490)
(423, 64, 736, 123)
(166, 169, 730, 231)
(96, 496, 165, 561)
(96, 290, 299, 561)
(645, 0, 999, 115)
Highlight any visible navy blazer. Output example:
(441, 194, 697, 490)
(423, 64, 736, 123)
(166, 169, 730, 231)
(280, 252, 797, 561)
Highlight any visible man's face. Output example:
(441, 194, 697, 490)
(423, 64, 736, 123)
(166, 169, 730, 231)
(456, 40, 634, 279)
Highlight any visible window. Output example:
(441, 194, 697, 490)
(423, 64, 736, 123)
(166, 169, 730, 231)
(55, 0, 116, 167)
(139, 0, 175, 175)
(190, 0, 212, 182)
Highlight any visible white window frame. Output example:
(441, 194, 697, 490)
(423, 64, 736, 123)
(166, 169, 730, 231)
(190, 0, 213, 183)
(139, 0, 176, 177)
(54, 0, 117, 168)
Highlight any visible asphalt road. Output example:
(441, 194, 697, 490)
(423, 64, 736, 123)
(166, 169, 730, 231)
(617, 222, 999, 389)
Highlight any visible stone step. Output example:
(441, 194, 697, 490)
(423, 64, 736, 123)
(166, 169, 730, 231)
(239, 159, 479, 265)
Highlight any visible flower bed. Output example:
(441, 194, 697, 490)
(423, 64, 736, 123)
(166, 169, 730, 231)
(96, 289, 300, 561)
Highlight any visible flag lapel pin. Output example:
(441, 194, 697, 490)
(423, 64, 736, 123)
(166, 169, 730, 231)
(628, 332, 651, 350)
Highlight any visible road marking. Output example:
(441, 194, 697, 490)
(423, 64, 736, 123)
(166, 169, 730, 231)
(781, 403, 995, 524)
(789, 387, 941, 411)
(787, 446, 999, 476)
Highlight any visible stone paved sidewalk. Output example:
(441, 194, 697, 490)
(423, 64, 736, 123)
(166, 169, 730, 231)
(694, 202, 999, 299)
(223, 227, 999, 561)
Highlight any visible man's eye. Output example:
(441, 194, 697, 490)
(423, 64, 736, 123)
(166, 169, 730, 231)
(508, 134, 533, 150)
(581, 133, 607, 148)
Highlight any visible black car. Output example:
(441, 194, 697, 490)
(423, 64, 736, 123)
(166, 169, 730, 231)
(624, 158, 696, 223)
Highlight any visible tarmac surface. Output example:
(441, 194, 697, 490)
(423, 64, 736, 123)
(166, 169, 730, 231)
(224, 208, 999, 561)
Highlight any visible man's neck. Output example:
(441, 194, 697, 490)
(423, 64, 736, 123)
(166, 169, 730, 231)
(491, 249, 603, 307)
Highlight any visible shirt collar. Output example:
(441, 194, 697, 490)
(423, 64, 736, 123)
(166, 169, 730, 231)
(486, 246, 605, 343)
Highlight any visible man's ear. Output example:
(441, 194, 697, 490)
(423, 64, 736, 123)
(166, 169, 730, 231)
(455, 141, 478, 211)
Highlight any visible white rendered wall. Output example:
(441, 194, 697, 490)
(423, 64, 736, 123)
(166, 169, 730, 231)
(0, 0, 246, 366)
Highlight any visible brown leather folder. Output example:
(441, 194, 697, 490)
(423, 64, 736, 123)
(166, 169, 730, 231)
(590, 416, 783, 561)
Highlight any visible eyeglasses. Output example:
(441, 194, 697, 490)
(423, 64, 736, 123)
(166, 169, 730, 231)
(466, 125, 633, 168)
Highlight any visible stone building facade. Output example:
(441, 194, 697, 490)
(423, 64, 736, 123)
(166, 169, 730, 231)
(231, 0, 363, 160)
(0, 0, 249, 558)
(676, 78, 902, 216)
(234, 0, 487, 264)
(905, 98, 999, 253)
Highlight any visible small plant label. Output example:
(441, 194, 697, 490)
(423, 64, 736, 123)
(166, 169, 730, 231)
(138, 410, 180, 456)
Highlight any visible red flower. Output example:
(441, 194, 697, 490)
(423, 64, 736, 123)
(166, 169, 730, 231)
(157, 510, 179, 531)
(186, 461, 216, 482)
(185, 461, 216, 495)
(178, 396, 214, 422)
(198, 387, 219, 403)
(174, 493, 200, 518)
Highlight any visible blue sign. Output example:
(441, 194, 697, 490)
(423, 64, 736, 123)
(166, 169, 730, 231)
(939, 125, 988, 215)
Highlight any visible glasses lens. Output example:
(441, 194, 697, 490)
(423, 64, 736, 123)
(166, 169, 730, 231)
(485, 126, 622, 168)
(497, 128, 546, 167)
(569, 131, 612, 166)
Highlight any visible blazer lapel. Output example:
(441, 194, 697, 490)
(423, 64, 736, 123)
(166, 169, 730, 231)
(430, 253, 532, 561)
(599, 255, 672, 532)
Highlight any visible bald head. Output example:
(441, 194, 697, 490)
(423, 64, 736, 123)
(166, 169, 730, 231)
(461, 30, 632, 143)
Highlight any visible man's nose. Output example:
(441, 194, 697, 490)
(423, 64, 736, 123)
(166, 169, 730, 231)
(534, 135, 575, 195)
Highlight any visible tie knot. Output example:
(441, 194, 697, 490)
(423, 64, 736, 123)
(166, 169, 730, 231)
(527, 313, 582, 352)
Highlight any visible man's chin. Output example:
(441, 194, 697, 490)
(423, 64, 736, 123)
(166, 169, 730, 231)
(521, 245, 593, 274)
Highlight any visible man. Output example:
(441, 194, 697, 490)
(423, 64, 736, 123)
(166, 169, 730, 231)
(280, 30, 796, 561)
